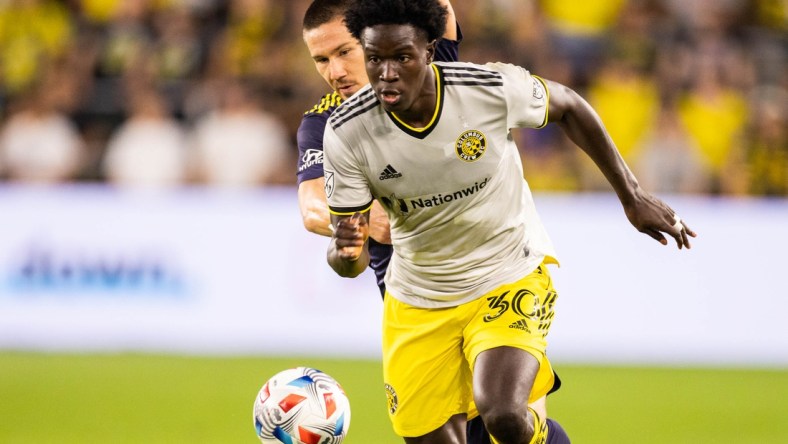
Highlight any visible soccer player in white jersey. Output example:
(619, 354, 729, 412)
(299, 2, 530, 443)
(323, 1, 697, 443)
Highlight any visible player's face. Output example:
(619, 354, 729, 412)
(361, 24, 435, 116)
(303, 17, 369, 100)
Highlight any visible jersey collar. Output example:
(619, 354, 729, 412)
(387, 64, 444, 139)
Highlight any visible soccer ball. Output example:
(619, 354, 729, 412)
(253, 367, 351, 444)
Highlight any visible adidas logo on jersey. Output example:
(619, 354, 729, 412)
(509, 319, 530, 332)
(379, 164, 403, 180)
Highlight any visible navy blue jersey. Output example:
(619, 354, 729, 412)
(297, 27, 461, 297)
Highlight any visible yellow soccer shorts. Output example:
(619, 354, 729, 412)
(382, 262, 558, 437)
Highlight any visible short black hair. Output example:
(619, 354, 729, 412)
(303, 0, 354, 31)
(344, 0, 447, 42)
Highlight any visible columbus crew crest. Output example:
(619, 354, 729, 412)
(455, 129, 487, 162)
(384, 383, 398, 414)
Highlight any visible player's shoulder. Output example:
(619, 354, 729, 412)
(299, 91, 342, 145)
(304, 91, 343, 117)
(483, 61, 533, 77)
(327, 85, 379, 132)
(435, 61, 505, 88)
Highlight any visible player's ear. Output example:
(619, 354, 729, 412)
(426, 39, 437, 64)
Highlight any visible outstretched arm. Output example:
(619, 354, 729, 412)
(544, 79, 697, 249)
(328, 211, 371, 277)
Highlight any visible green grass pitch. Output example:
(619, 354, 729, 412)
(1, 352, 786, 443)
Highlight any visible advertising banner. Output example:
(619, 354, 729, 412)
(1, 185, 786, 366)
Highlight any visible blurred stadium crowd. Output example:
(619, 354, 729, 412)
(0, 0, 784, 194)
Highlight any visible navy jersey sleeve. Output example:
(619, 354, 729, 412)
(296, 111, 329, 185)
(435, 23, 462, 62)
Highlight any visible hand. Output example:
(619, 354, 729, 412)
(623, 190, 697, 249)
(333, 212, 369, 260)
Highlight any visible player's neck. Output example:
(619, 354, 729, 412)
(392, 66, 438, 129)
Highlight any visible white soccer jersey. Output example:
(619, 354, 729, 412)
(324, 61, 557, 308)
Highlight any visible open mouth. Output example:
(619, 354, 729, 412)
(379, 90, 400, 106)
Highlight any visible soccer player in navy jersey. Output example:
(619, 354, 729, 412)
(297, 0, 459, 297)
(323, 1, 696, 443)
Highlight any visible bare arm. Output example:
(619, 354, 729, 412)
(298, 177, 391, 243)
(298, 177, 333, 237)
(439, 0, 458, 41)
(328, 212, 370, 277)
(544, 79, 697, 248)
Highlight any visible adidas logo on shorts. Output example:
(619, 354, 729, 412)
(509, 319, 530, 332)
(379, 164, 403, 180)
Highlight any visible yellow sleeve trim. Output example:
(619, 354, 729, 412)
(305, 91, 343, 115)
(532, 75, 550, 129)
(328, 201, 373, 216)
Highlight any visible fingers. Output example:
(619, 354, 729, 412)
(670, 231, 685, 249)
(334, 213, 367, 259)
(641, 216, 686, 249)
(642, 228, 668, 246)
(667, 214, 697, 250)
(680, 226, 690, 248)
(664, 214, 684, 249)
(683, 222, 698, 239)
(631, 197, 697, 250)
(335, 212, 365, 232)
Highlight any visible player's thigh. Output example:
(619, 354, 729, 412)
(473, 345, 540, 414)
(464, 263, 558, 405)
(382, 294, 473, 438)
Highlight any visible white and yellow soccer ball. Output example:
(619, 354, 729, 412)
(253, 367, 351, 444)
